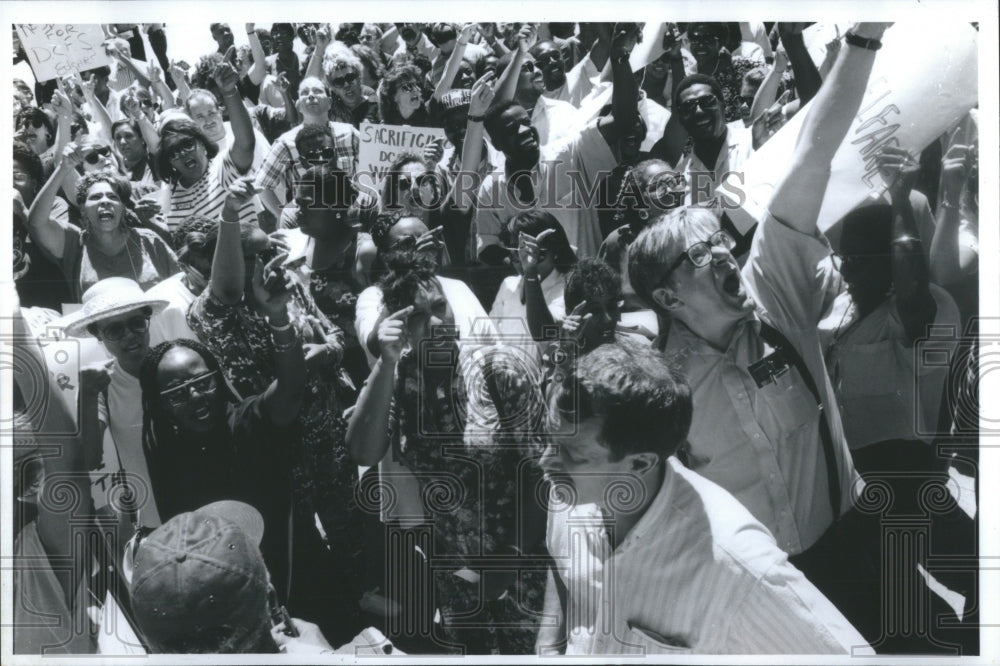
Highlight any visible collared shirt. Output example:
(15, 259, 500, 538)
(821, 284, 960, 449)
(253, 121, 360, 203)
(543, 55, 600, 108)
(474, 122, 615, 261)
(676, 123, 755, 211)
(531, 95, 585, 148)
(660, 212, 858, 554)
(589, 457, 872, 655)
(489, 270, 566, 338)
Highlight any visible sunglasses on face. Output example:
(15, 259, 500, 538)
(662, 230, 736, 280)
(678, 95, 720, 115)
(159, 370, 219, 406)
(398, 173, 436, 192)
(19, 117, 46, 130)
(84, 146, 112, 164)
(520, 60, 536, 73)
(330, 71, 359, 88)
(167, 137, 199, 161)
(98, 315, 150, 341)
(359, 34, 376, 44)
(535, 51, 562, 66)
(398, 81, 421, 94)
(302, 146, 337, 161)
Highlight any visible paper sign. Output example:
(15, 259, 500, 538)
(722, 21, 978, 235)
(15, 24, 113, 82)
(357, 122, 446, 192)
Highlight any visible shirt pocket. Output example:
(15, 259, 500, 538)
(624, 622, 693, 655)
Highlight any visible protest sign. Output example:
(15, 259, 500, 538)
(722, 21, 978, 235)
(15, 24, 112, 82)
(357, 122, 446, 192)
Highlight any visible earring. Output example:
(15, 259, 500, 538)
(638, 210, 649, 221)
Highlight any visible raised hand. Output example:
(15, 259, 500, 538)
(377, 306, 413, 363)
(611, 23, 641, 61)
(662, 23, 683, 60)
(133, 195, 162, 224)
(147, 56, 163, 83)
(560, 301, 593, 344)
(61, 141, 86, 170)
(314, 24, 332, 53)
(875, 145, 920, 198)
(212, 48, 240, 93)
(167, 60, 187, 83)
(469, 71, 495, 117)
(940, 142, 972, 201)
(245, 23, 256, 35)
(224, 176, 259, 212)
(252, 251, 294, 319)
(121, 92, 142, 121)
(518, 228, 554, 279)
(422, 137, 445, 166)
(80, 360, 113, 395)
(50, 88, 74, 118)
(458, 23, 476, 46)
(414, 226, 445, 255)
(517, 23, 537, 54)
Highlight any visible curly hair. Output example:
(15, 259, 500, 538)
(378, 249, 439, 314)
(369, 211, 406, 253)
(75, 171, 142, 230)
(564, 257, 622, 314)
(13, 140, 44, 187)
(378, 63, 425, 125)
(350, 44, 385, 83)
(610, 159, 680, 231)
(155, 116, 219, 184)
(322, 42, 364, 84)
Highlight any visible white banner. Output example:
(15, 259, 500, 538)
(722, 22, 978, 234)
(357, 122, 446, 193)
(15, 24, 113, 82)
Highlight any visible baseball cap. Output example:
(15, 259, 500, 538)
(129, 501, 272, 653)
(439, 88, 471, 112)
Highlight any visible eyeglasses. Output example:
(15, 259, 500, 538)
(167, 137, 199, 161)
(359, 34, 376, 44)
(534, 51, 562, 66)
(398, 173, 436, 192)
(302, 146, 337, 161)
(138, 98, 153, 108)
(84, 146, 112, 164)
(329, 71, 359, 88)
(159, 370, 219, 406)
(678, 95, 720, 115)
(398, 81, 421, 94)
(520, 60, 536, 73)
(98, 314, 150, 341)
(19, 117, 46, 130)
(662, 230, 736, 281)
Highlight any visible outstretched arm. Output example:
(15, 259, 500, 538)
(597, 23, 641, 147)
(434, 23, 475, 100)
(777, 23, 822, 106)
(494, 24, 536, 105)
(768, 23, 891, 234)
(214, 51, 255, 173)
(246, 24, 268, 85)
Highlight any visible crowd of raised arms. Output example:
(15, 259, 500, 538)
(11, 20, 980, 657)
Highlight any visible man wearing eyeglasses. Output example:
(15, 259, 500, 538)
(61, 277, 171, 533)
(628, 23, 892, 643)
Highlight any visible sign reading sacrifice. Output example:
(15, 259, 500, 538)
(357, 122, 446, 191)
(15, 24, 112, 82)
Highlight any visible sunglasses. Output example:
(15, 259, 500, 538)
(330, 71, 359, 88)
(98, 314, 150, 341)
(398, 81, 421, 94)
(398, 173, 436, 192)
(359, 34, 376, 44)
(661, 230, 736, 282)
(678, 95, 720, 115)
(138, 98, 153, 108)
(534, 51, 562, 66)
(302, 146, 337, 161)
(520, 60, 536, 73)
(167, 137, 199, 161)
(19, 117, 46, 130)
(159, 370, 219, 406)
(83, 146, 112, 164)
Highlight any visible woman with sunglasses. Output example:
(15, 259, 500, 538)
(155, 57, 257, 232)
(378, 63, 431, 125)
(185, 179, 367, 641)
(27, 150, 179, 301)
(320, 44, 380, 128)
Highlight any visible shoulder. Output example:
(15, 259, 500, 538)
(329, 120, 359, 139)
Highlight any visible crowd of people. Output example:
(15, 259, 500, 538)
(10, 20, 981, 657)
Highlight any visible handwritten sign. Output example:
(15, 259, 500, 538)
(15, 23, 112, 82)
(357, 122, 446, 191)
(722, 21, 978, 235)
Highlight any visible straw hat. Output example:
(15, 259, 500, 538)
(60, 277, 169, 338)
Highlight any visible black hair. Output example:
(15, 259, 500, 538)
(483, 99, 523, 150)
(370, 211, 406, 253)
(350, 43, 385, 83)
(547, 23, 576, 40)
(556, 342, 692, 461)
(378, 151, 444, 211)
(74, 171, 144, 231)
(672, 73, 725, 111)
(270, 23, 295, 40)
(155, 117, 220, 184)
(687, 22, 729, 45)
(563, 257, 622, 313)
(504, 210, 577, 274)
(15, 106, 55, 147)
(13, 140, 44, 187)
(611, 158, 677, 231)
(294, 163, 358, 210)
(294, 123, 334, 155)
(378, 249, 439, 314)
(378, 63, 425, 125)
(111, 118, 146, 146)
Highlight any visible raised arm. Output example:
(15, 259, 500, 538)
(168, 60, 191, 103)
(455, 71, 495, 211)
(26, 144, 81, 259)
(777, 23, 822, 106)
(346, 306, 412, 466)
(146, 56, 175, 110)
(210, 178, 257, 305)
(246, 24, 268, 85)
(768, 22, 891, 233)
(817, 29, 842, 80)
(254, 263, 306, 428)
(304, 24, 331, 82)
(930, 140, 975, 285)
(596, 23, 641, 147)
(434, 23, 475, 100)
(749, 47, 787, 123)
(494, 24, 536, 105)
(521, 230, 558, 340)
(648, 25, 690, 167)
(214, 51, 255, 173)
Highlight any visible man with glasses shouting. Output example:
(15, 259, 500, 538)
(60, 277, 171, 536)
(628, 23, 893, 645)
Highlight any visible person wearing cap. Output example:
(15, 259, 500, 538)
(62, 277, 169, 532)
(128, 501, 337, 653)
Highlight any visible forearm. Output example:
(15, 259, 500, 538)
(174, 71, 191, 103)
(265, 319, 306, 427)
(248, 31, 267, 85)
(494, 49, 524, 104)
(608, 53, 639, 139)
(929, 201, 964, 285)
(221, 87, 255, 171)
(79, 394, 105, 471)
(781, 33, 821, 105)
(152, 78, 175, 110)
(85, 90, 114, 144)
(122, 56, 153, 89)
(750, 61, 785, 122)
(136, 113, 160, 153)
(209, 213, 247, 304)
(305, 44, 324, 81)
(27, 162, 72, 258)
(456, 122, 484, 211)
(434, 42, 468, 100)
(346, 358, 397, 466)
(259, 188, 284, 218)
(280, 87, 298, 126)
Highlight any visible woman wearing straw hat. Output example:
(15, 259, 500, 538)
(60, 277, 170, 533)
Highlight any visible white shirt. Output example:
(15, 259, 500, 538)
(489, 271, 566, 339)
(678, 123, 756, 212)
(589, 457, 872, 655)
(146, 272, 198, 346)
(531, 96, 585, 149)
(96, 360, 162, 527)
(543, 55, 599, 108)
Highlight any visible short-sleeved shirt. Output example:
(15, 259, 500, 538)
(146, 272, 199, 346)
(660, 212, 858, 555)
(542, 55, 599, 108)
(675, 123, 755, 211)
(56, 225, 179, 302)
(588, 457, 872, 655)
(166, 150, 256, 231)
(253, 122, 360, 204)
(475, 122, 616, 261)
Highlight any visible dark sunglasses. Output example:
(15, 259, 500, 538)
(398, 81, 421, 94)
(159, 370, 219, 406)
(662, 230, 736, 282)
(520, 60, 536, 73)
(19, 117, 46, 130)
(98, 314, 150, 341)
(302, 146, 337, 161)
(535, 51, 562, 66)
(398, 173, 437, 192)
(330, 71, 359, 88)
(167, 137, 199, 160)
(678, 95, 720, 115)
(138, 98, 153, 108)
(83, 146, 112, 164)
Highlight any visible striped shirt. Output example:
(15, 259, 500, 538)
(587, 457, 872, 655)
(166, 150, 256, 231)
(253, 122, 360, 205)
